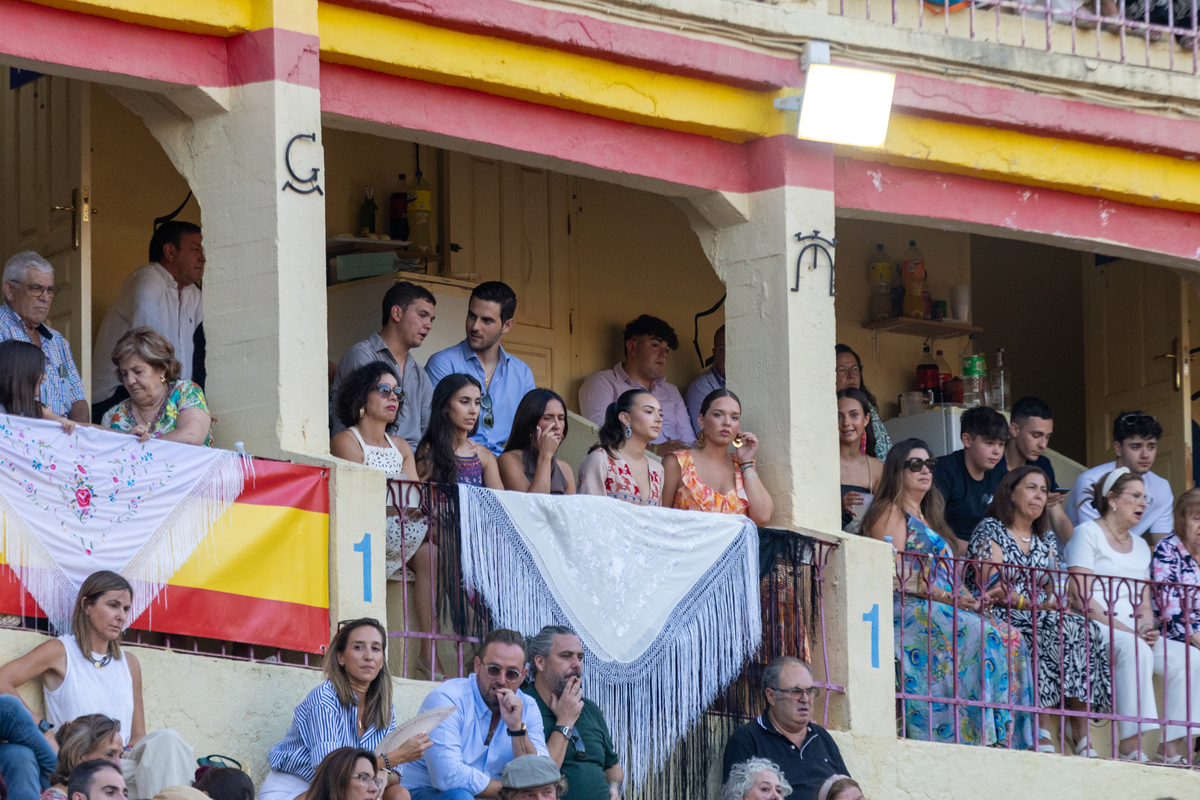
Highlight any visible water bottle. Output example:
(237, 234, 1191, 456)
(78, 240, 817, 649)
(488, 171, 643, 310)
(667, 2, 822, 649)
(359, 185, 378, 235)
(962, 335, 987, 407)
(407, 171, 433, 253)
(868, 244, 894, 321)
(900, 241, 927, 319)
(990, 348, 1012, 413)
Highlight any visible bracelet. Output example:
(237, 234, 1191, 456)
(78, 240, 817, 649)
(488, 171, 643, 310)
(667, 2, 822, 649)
(382, 754, 391, 771)
(737, 460, 756, 469)
(743, 471, 758, 480)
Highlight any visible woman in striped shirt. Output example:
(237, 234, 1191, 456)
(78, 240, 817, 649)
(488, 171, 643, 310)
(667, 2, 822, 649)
(261, 619, 432, 800)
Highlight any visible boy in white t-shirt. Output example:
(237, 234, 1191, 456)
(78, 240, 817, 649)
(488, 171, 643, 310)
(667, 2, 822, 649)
(1066, 410, 1174, 546)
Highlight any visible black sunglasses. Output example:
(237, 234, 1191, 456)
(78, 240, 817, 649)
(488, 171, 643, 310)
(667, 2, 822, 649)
(480, 393, 494, 429)
(571, 731, 587, 760)
(904, 458, 938, 473)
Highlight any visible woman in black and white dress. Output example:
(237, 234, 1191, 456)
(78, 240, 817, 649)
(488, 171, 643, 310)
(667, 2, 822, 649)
(967, 465, 1111, 757)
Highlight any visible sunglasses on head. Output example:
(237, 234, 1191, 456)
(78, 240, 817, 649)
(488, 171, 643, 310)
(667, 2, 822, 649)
(485, 663, 523, 682)
(480, 393, 494, 429)
(904, 458, 938, 473)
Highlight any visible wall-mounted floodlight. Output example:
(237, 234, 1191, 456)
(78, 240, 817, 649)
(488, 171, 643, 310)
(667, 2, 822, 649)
(774, 42, 896, 148)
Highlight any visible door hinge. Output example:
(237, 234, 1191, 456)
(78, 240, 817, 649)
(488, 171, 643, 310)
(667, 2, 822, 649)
(569, 312, 573, 335)
(567, 214, 571, 235)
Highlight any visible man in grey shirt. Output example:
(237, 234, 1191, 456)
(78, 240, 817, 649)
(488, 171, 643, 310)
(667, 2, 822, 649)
(331, 281, 436, 448)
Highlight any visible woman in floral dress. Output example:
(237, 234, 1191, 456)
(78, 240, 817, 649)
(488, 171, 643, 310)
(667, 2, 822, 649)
(863, 438, 1033, 749)
(577, 389, 664, 506)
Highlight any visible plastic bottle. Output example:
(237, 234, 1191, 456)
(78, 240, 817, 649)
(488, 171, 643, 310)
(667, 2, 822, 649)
(868, 244, 894, 321)
(917, 344, 941, 403)
(961, 335, 988, 407)
(407, 171, 433, 253)
(389, 174, 409, 241)
(935, 349, 954, 402)
(900, 241, 927, 319)
(990, 348, 1012, 414)
(359, 185, 378, 235)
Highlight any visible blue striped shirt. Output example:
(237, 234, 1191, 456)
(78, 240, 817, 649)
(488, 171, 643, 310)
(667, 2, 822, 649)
(268, 680, 395, 781)
(0, 304, 85, 417)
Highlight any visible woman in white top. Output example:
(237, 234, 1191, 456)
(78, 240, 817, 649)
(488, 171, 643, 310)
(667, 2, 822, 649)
(331, 362, 444, 678)
(1066, 468, 1200, 761)
(0, 571, 194, 798)
(576, 389, 665, 506)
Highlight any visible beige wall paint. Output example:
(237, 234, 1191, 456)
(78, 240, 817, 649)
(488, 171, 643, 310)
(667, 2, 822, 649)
(90, 86, 199, 342)
(971, 236, 1087, 463)
(833, 218, 971, 421)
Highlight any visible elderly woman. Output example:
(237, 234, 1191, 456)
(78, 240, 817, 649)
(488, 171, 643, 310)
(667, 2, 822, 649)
(720, 757, 792, 800)
(1150, 486, 1200, 764)
(100, 326, 213, 446)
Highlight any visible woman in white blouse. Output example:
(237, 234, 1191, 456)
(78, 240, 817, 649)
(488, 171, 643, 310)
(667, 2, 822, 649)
(1066, 467, 1200, 762)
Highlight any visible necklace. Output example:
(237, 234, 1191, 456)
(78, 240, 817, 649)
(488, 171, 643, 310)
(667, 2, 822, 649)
(90, 653, 112, 670)
(1100, 517, 1131, 546)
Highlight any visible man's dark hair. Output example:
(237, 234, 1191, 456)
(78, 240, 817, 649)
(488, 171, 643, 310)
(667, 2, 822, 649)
(68, 759, 121, 800)
(478, 628, 526, 661)
(149, 220, 202, 263)
(623, 315, 679, 350)
(470, 281, 518, 323)
(1011, 396, 1053, 425)
(1113, 410, 1163, 443)
(961, 406, 1009, 441)
(193, 767, 254, 800)
(381, 281, 436, 327)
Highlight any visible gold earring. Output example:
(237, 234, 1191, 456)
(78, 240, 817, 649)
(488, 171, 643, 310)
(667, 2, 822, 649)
(160, 375, 167, 384)
(697, 431, 707, 446)
(359, 407, 365, 419)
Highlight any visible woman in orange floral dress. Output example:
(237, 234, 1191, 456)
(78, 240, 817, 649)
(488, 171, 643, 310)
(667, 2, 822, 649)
(663, 389, 773, 524)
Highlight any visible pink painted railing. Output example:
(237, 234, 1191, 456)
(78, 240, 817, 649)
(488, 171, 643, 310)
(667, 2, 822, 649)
(894, 548, 1200, 763)
(834, 0, 1200, 74)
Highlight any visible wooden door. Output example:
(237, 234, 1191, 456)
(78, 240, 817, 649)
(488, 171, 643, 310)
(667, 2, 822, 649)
(445, 152, 574, 398)
(0, 75, 92, 395)
(1082, 258, 1192, 494)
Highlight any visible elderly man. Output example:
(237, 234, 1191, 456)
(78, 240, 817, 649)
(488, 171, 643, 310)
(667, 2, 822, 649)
(403, 629, 549, 800)
(91, 221, 205, 422)
(498, 755, 567, 800)
(526, 626, 622, 800)
(0, 252, 88, 421)
(722, 658, 848, 800)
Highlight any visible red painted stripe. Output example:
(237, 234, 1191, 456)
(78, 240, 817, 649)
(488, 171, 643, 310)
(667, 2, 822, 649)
(834, 158, 1200, 263)
(240, 459, 329, 514)
(321, 64, 836, 193)
(326, 0, 801, 91)
(0, 1, 317, 89)
(892, 71, 1200, 160)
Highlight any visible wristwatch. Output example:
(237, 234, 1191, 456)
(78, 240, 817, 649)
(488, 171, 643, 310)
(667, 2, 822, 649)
(508, 723, 528, 737)
(38, 719, 53, 734)
(555, 725, 574, 740)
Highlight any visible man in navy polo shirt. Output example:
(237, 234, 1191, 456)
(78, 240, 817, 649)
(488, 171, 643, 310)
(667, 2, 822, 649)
(722, 657, 848, 800)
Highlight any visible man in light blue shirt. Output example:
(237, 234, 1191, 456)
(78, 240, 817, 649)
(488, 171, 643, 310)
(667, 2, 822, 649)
(685, 324, 726, 437)
(403, 629, 549, 799)
(425, 282, 535, 455)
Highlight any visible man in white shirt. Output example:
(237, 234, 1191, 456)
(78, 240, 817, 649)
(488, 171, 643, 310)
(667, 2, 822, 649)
(91, 222, 205, 422)
(1067, 410, 1174, 546)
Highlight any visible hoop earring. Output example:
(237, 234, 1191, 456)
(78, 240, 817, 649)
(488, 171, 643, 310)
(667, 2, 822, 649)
(624, 425, 632, 439)
(697, 430, 707, 447)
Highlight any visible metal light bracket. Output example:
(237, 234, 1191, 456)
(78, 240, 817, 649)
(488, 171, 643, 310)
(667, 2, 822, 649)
(773, 95, 802, 112)
(793, 230, 838, 297)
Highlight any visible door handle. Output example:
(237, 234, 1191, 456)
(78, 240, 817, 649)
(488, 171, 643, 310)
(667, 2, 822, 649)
(50, 188, 80, 250)
(1151, 338, 1182, 391)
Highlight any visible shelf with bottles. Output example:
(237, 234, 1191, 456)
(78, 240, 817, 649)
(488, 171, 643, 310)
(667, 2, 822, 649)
(863, 317, 982, 340)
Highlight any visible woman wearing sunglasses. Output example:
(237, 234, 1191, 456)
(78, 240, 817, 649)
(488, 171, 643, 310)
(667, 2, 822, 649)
(415, 374, 502, 489)
(264, 620, 431, 800)
(862, 439, 1032, 750)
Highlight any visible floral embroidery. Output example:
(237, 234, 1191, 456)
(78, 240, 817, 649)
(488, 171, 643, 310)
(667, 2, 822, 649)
(101, 380, 213, 447)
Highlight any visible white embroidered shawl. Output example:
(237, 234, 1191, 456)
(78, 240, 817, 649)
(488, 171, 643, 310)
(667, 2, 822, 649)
(0, 417, 248, 631)
(458, 485, 761, 789)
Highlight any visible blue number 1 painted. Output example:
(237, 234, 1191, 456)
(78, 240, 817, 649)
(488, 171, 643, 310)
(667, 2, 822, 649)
(862, 603, 879, 668)
(353, 533, 371, 602)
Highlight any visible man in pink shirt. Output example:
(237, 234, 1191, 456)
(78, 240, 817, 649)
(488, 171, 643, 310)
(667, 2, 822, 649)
(578, 315, 692, 456)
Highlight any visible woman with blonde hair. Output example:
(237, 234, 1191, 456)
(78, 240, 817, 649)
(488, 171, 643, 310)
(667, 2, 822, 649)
(100, 326, 213, 446)
(41, 714, 123, 800)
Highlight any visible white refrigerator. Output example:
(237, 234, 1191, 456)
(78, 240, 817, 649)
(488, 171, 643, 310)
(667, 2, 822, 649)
(882, 407, 967, 458)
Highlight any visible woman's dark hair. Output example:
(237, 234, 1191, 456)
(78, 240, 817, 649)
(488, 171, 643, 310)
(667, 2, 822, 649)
(1086, 471, 1144, 517)
(416, 373, 482, 483)
(594, 389, 653, 456)
(698, 388, 740, 418)
(503, 389, 569, 456)
(335, 361, 402, 429)
(193, 768, 255, 800)
(834, 344, 877, 410)
(861, 438, 952, 541)
(324, 618, 392, 734)
(0, 340, 46, 418)
(836, 387, 877, 456)
(986, 465, 1051, 539)
(308, 747, 377, 800)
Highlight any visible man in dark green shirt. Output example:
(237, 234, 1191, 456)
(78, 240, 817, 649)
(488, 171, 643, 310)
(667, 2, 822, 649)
(527, 625, 623, 800)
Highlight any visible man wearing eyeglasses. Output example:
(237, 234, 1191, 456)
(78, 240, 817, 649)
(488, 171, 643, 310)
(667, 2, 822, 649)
(526, 626, 622, 800)
(722, 657, 848, 800)
(932, 406, 1010, 556)
(0, 252, 88, 422)
(425, 282, 535, 456)
(403, 629, 548, 800)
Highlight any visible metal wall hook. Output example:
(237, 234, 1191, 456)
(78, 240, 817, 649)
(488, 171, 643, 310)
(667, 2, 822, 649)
(793, 230, 838, 297)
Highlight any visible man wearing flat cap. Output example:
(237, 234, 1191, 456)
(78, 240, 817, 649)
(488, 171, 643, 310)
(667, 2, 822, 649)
(498, 756, 567, 800)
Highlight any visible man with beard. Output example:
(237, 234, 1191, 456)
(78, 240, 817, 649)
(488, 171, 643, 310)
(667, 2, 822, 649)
(403, 629, 548, 800)
(426, 282, 535, 455)
(526, 626, 622, 800)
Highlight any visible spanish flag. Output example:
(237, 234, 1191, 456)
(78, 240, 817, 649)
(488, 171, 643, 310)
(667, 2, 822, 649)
(0, 460, 331, 654)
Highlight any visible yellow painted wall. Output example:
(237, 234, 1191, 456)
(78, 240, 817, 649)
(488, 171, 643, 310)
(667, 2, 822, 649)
(89, 86, 199, 342)
(833, 218, 971, 421)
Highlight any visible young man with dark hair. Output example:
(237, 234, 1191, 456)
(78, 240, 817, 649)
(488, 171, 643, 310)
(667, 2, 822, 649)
(998, 396, 1074, 544)
(1066, 410, 1174, 545)
(685, 325, 725, 438)
(68, 759, 127, 800)
(933, 406, 1010, 554)
(426, 281, 535, 455)
(330, 281, 437, 448)
(578, 314, 692, 456)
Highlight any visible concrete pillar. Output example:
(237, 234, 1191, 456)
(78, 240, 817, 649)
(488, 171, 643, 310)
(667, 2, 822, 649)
(109, 2, 328, 459)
